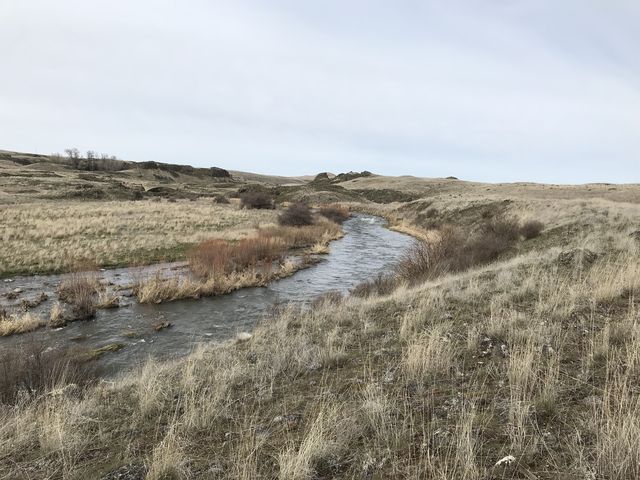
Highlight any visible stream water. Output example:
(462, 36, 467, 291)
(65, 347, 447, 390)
(0, 214, 415, 373)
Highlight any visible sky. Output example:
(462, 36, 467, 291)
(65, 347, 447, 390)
(1, 0, 639, 183)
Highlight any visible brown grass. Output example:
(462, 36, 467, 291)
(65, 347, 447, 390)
(2, 183, 640, 479)
(318, 204, 350, 224)
(0, 200, 276, 276)
(57, 270, 99, 320)
(0, 311, 45, 336)
(136, 221, 343, 303)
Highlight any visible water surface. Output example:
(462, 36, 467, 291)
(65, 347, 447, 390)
(0, 214, 414, 373)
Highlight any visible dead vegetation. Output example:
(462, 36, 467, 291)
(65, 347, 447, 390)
(57, 270, 99, 320)
(318, 204, 351, 224)
(0, 200, 277, 276)
(278, 202, 314, 226)
(135, 220, 343, 304)
(1, 177, 640, 478)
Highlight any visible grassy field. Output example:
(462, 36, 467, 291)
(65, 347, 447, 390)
(2, 153, 640, 478)
(1, 173, 639, 478)
(0, 199, 278, 277)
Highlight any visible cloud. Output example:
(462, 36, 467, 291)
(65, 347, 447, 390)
(1, 0, 639, 183)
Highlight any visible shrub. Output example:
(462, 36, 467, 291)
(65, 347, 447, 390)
(520, 220, 544, 239)
(240, 191, 274, 209)
(393, 216, 522, 288)
(189, 236, 285, 279)
(482, 215, 521, 242)
(58, 271, 98, 320)
(213, 194, 230, 204)
(318, 205, 350, 224)
(189, 222, 342, 280)
(279, 202, 313, 227)
(396, 226, 466, 285)
(0, 342, 99, 404)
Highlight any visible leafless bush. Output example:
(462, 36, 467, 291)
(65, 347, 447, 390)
(213, 194, 230, 204)
(278, 202, 313, 226)
(189, 236, 284, 279)
(396, 226, 466, 285)
(375, 216, 523, 291)
(464, 215, 521, 264)
(58, 270, 98, 320)
(318, 205, 350, 224)
(0, 341, 99, 404)
(240, 191, 274, 209)
(520, 220, 544, 239)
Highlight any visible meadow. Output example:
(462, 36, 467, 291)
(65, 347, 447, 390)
(0, 199, 277, 277)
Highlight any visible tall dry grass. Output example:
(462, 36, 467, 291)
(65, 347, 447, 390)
(135, 221, 343, 303)
(0, 199, 276, 275)
(1, 195, 640, 478)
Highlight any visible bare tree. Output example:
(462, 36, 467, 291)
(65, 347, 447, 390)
(86, 150, 96, 160)
(64, 148, 80, 159)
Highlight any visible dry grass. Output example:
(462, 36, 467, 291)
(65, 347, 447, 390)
(0, 199, 277, 276)
(135, 221, 342, 303)
(57, 270, 99, 320)
(0, 311, 45, 336)
(2, 187, 640, 478)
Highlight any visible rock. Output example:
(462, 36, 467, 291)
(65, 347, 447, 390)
(272, 413, 301, 429)
(495, 455, 516, 467)
(153, 321, 172, 331)
(235, 332, 252, 342)
(313, 172, 331, 182)
(630, 231, 640, 242)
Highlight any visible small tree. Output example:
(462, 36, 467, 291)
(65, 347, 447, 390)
(64, 148, 80, 159)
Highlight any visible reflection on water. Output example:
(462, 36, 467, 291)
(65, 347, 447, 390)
(0, 214, 415, 373)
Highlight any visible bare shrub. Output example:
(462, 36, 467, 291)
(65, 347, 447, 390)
(318, 205, 350, 224)
(189, 236, 284, 279)
(396, 226, 466, 285)
(57, 271, 98, 320)
(0, 342, 99, 404)
(258, 222, 342, 249)
(465, 215, 520, 264)
(213, 194, 230, 204)
(520, 220, 544, 239)
(279, 202, 313, 227)
(189, 223, 342, 280)
(240, 191, 274, 209)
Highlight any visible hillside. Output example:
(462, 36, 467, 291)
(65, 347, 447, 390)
(0, 150, 310, 204)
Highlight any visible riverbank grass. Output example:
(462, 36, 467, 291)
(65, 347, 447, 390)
(134, 220, 343, 303)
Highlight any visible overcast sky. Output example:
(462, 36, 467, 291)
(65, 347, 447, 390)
(1, 1, 639, 183)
